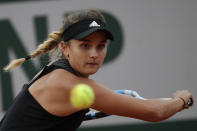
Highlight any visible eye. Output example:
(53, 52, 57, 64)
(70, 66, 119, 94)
(97, 44, 106, 50)
(80, 43, 90, 49)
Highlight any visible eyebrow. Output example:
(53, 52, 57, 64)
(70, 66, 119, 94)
(80, 39, 91, 42)
(80, 39, 107, 43)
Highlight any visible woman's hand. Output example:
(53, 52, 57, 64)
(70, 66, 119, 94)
(173, 90, 194, 109)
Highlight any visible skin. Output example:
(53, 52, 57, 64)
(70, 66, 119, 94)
(29, 31, 193, 122)
(61, 31, 108, 78)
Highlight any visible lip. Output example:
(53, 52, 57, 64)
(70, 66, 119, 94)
(86, 62, 98, 65)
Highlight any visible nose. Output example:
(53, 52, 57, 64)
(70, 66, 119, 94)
(89, 49, 98, 59)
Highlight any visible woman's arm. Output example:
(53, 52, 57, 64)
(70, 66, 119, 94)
(64, 74, 192, 122)
(90, 84, 186, 122)
(55, 70, 193, 122)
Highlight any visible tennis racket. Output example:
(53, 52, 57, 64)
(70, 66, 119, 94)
(84, 89, 193, 121)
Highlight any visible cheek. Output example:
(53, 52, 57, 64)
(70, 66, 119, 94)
(71, 49, 87, 61)
(69, 49, 86, 67)
(100, 49, 107, 59)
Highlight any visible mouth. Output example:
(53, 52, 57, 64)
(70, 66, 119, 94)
(86, 62, 99, 66)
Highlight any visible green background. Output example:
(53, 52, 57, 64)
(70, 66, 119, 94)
(79, 119, 197, 131)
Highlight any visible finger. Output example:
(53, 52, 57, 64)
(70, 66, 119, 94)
(187, 97, 193, 106)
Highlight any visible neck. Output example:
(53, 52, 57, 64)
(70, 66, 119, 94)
(76, 72, 89, 78)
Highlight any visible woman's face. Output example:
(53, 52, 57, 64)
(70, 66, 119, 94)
(61, 31, 108, 77)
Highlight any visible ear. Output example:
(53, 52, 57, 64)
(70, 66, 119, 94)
(61, 41, 66, 51)
(61, 41, 70, 59)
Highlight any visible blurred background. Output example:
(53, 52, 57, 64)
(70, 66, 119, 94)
(0, 0, 196, 130)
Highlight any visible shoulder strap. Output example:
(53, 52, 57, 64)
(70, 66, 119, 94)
(27, 59, 77, 86)
(52, 59, 77, 75)
(27, 66, 49, 86)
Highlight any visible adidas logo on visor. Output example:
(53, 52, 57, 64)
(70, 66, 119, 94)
(89, 21, 100, 27)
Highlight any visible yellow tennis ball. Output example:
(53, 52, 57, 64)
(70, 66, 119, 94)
(70, 84, 95, 109)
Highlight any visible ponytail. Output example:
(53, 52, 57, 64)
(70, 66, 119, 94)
(3, 31, 62, 71)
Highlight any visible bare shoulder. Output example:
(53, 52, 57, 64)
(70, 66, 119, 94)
(28, 69, 80, 116)
(49, 69, 82, 90)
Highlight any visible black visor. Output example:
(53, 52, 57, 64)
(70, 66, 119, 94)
(62, 18, 114, 41)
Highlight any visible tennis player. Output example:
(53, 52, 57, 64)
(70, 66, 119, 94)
(0, 9, 193, 131)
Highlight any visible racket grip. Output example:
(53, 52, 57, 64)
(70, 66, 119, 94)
(187, 98, 193, 106)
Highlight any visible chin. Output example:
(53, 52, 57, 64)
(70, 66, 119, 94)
(85, 69, 98, 76)
(87, 71, 97, 75)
